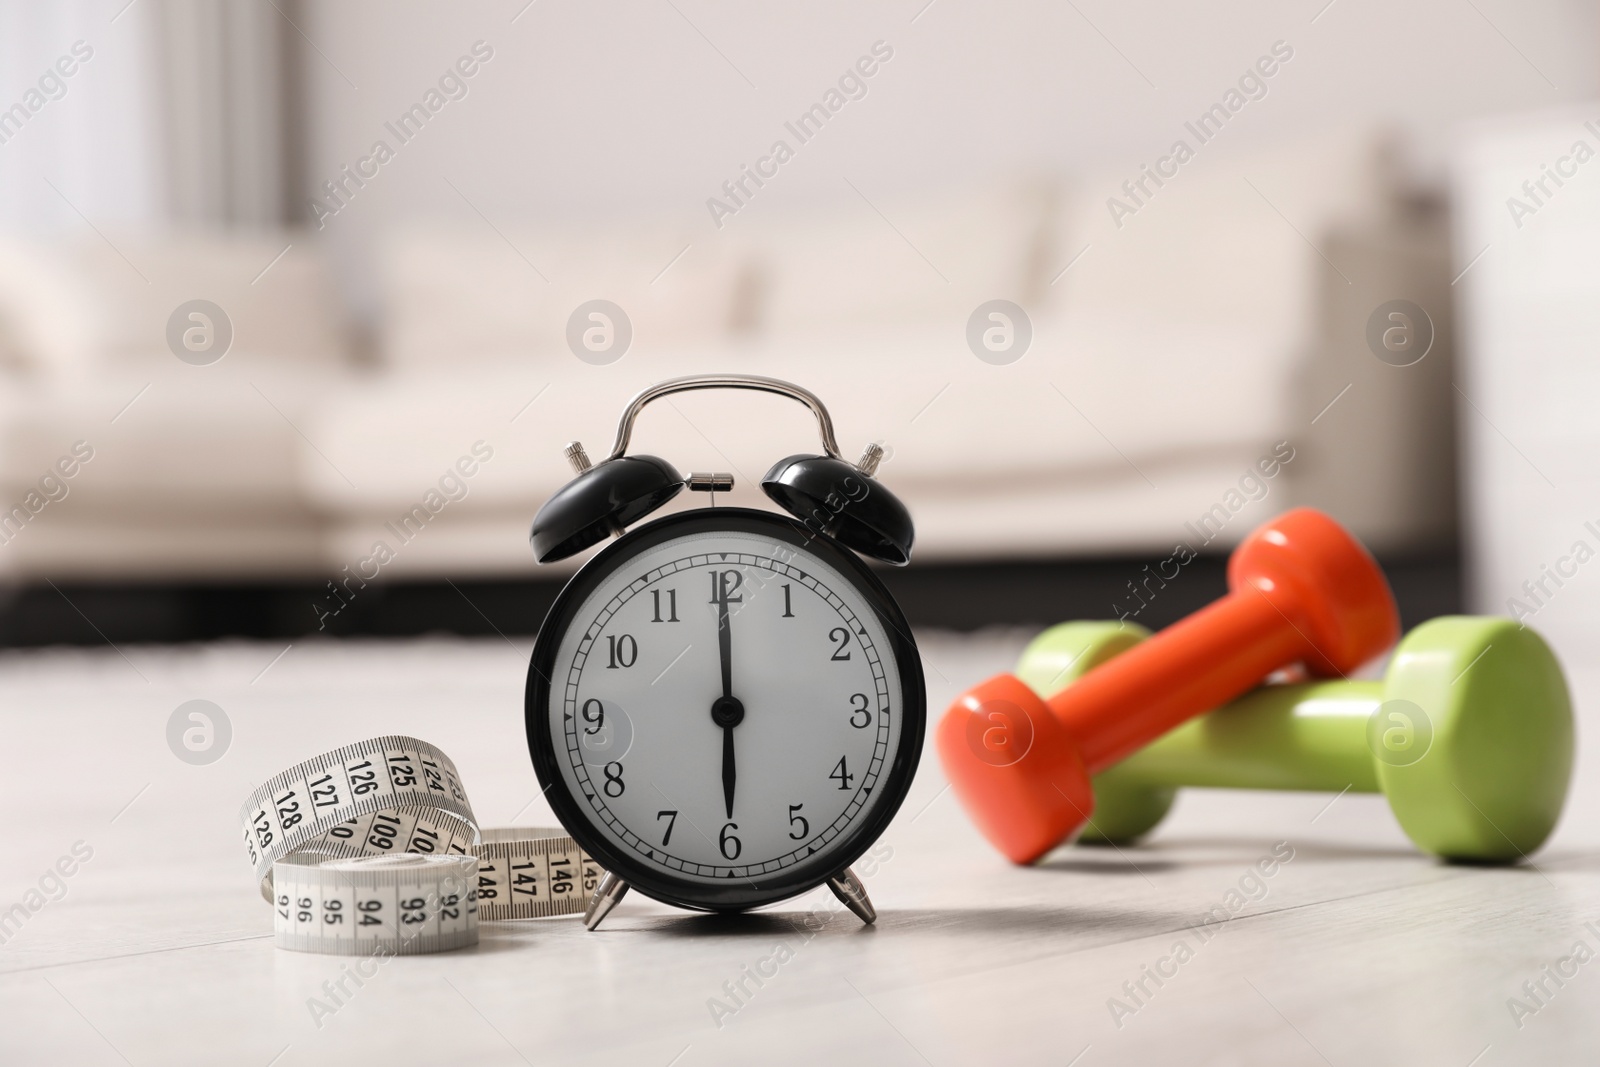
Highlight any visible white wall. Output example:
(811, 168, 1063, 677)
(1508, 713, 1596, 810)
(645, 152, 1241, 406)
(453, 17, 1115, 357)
(1454, 100, 1600, 646)
(0, 0, 164, 233)
(1453, 99, 1600, 837)
(2, 1, 1594, 288)
(295, 0, 1600, 315)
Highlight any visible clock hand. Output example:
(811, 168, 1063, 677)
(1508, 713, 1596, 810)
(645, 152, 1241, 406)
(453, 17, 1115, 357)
(721, 723, 736, 820)
(709, 570, 744, 820)
(717, 574, 733, 700)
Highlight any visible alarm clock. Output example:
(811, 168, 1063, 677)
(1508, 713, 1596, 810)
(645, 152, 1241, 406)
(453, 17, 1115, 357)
(525, 374, 925, 930)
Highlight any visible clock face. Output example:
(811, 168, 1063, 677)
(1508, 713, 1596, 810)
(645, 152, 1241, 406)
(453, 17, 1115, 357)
(526, 509, 925, 912)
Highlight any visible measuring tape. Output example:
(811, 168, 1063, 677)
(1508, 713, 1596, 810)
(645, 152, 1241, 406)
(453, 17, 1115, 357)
(240, 736, 603, 954)
(271, 853, 480, 955)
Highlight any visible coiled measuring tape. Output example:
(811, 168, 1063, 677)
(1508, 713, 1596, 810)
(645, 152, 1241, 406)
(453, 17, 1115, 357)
(240, 736, 603, 954)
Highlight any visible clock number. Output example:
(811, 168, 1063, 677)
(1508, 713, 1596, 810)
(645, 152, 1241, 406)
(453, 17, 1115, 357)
(719, 821, 742, 860)
(602, 761, 625, 797)
(781, 584, 795, 618)
(582, 698, 604, 736)
(849, 692, 871, 728)
(709, 570, 744, 605)
(651, 588, 679, 623)
(788, 803, 809, 840)
(656, 809, 678, 846)
(829, 756, 854, 791)
(829, 626, 852, 661)
(606, 634, 637, 669)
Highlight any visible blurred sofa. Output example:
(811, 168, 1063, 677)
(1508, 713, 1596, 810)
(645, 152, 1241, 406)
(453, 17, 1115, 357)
(0, 128, 1456, 584)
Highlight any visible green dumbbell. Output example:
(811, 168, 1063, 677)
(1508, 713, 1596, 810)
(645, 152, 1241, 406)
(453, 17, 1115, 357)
(1014, 616, 1573, 862)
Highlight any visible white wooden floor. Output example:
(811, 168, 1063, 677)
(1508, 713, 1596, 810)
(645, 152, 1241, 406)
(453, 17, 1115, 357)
(1, 630, 1597, 1066)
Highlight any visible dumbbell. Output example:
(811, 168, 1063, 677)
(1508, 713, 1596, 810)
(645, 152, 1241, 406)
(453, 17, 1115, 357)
(1015, 615, 1573, 861)
(936, 507, 1398, 864)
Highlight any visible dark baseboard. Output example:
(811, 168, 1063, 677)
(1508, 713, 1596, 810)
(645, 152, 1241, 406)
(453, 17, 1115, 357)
(0, 552, 1462, 648)
(876, 552, 1463, 636)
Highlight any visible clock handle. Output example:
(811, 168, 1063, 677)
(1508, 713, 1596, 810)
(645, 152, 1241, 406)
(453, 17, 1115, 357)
(583, 871, 630, 931)
(605, 374, 844, 462)
(827, 867, 877, 925)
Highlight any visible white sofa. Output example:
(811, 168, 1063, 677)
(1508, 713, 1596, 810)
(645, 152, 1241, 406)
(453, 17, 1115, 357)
(0, 233, 349, 579)
(0, 128, 1456, 583)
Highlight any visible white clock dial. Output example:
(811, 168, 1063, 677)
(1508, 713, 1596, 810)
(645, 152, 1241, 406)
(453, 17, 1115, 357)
(543, 524, 906, 886)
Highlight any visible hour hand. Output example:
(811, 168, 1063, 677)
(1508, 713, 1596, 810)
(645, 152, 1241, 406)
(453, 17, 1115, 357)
(721, 724, 736, 818)
(711, 695, 743, 817)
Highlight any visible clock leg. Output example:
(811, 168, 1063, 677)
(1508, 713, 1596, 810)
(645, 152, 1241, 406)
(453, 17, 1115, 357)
(583, 872, 630, 931)
(826, 867, 876, 925)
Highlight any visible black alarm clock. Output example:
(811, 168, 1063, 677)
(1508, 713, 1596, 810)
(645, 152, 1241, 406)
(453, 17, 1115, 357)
(525, 375, 925, 929)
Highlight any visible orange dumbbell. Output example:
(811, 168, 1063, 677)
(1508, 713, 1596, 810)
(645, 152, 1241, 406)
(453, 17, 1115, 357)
(936, 508, 1400, 864)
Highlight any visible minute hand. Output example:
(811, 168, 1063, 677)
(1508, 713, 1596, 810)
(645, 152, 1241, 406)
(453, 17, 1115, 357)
(717, 581, 733, 699)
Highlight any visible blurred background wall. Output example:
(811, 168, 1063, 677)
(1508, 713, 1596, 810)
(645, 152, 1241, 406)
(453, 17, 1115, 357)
(0, 0, 1595, 652)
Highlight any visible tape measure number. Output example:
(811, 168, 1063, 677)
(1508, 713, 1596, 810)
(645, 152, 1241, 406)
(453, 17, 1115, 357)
(476, 828, 604, 920)
(273, 853, 479, 955)
(239, 737, 603, 954)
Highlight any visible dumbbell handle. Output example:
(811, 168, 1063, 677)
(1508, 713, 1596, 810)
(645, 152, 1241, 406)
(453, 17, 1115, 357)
(1099, 680, 1385, 793)
(1056, 590, 1311, 773)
